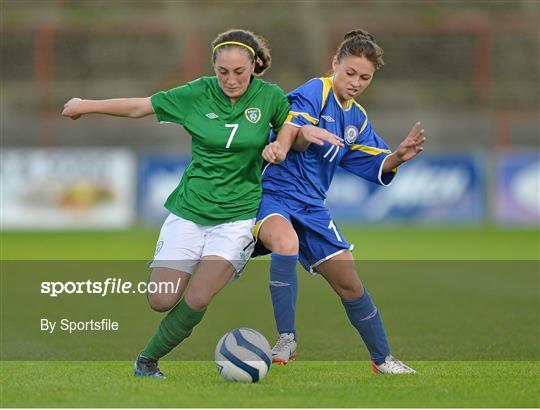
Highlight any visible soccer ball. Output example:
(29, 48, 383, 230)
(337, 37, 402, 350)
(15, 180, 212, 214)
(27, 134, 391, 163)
(215, 328, 272, 382)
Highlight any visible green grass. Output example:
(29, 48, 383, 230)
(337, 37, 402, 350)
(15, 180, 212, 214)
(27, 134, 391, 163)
(1, 226, 538, 260)
(1, 361, 539, 407)
(1, 227, 538, 407)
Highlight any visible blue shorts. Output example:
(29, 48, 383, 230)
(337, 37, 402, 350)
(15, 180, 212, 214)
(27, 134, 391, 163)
(253, 191, 353, 274)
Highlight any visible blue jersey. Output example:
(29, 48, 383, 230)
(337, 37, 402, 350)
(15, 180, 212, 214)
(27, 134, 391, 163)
(262, 77, 396, 205)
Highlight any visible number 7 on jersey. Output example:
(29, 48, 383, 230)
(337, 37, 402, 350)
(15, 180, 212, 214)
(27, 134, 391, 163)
(225, 124, 239, 148)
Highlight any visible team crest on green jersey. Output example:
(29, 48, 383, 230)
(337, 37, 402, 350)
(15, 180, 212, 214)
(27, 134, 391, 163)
(245, 108, 261, 124)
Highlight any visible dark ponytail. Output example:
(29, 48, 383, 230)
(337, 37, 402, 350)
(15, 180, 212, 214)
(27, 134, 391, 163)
(336, 29, 384, 70)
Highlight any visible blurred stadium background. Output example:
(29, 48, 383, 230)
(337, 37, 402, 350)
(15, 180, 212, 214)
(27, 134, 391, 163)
(1, 3, 539, 407)
(1, 0, 539, 229)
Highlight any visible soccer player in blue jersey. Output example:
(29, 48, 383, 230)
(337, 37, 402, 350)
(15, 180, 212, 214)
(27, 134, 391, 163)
(254, 29, 426, 374)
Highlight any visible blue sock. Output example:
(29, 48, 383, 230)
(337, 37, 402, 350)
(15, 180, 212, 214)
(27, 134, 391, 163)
(269, 254, 298, 336)
(341, 290, 390, 364)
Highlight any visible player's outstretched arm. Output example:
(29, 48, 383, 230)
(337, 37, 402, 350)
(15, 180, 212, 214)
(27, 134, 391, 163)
(62, 97, 154, 120)
(382, 122, 426, 173)
(292, 125, 344, 152)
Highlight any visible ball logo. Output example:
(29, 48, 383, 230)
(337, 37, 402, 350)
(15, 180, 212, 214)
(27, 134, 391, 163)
(245, 108, 261, 124)
(344, 125, 359, 145)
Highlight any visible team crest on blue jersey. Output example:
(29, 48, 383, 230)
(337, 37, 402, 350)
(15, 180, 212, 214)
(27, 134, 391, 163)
(344, 125, 359, 145)
(245, 108, 261, 124)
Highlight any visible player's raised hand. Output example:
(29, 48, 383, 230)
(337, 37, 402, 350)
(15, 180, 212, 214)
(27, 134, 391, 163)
(394, 122, 426, 162)
(300, 125, 344, 147)
(62, 98, 84, 120)
(262, 141, 286, 164)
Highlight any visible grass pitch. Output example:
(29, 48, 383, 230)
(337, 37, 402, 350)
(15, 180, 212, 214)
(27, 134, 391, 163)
(1, 361, 538, 407)
(1, 226, 539, 407)
(2, 225, 538, 260)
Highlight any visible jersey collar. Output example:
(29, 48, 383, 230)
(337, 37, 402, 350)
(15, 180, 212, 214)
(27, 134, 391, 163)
(330, 76, 354, 111)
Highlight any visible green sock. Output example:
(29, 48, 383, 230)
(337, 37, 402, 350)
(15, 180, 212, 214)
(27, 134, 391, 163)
(141, 298, 206, 361)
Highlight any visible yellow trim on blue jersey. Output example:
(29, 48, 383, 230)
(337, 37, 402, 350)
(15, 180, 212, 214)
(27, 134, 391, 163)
(286, 111, 319, 125)
(359, 118, 368, 134)
(319, 77, 333, 111)
(350, 144, 391, 155)
(352, 100, 369, 134)
(320, 76, 355, 111)
(351, 99, 367, 115)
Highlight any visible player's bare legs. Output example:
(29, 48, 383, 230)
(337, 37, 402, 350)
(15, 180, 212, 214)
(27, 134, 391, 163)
(258, 216, 299, 364)
(135, 267, 191, 377)
(316, 250, 364, 299)
(184, 256, 236, 310)
(147, 268, 191, 312)
(258, 215, 299, 255)
(136, 257, 235, 378)
(317, 251, 415, 374)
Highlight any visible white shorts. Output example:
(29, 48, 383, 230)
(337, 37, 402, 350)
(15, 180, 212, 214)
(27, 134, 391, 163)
(149, 213, 256, 274)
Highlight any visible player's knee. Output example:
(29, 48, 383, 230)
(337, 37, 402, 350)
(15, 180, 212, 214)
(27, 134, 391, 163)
(337, 282, 364, 300)
(185, 291, 213, 311)
(269, 235, 299, 255)
(148, 294, 177, 312)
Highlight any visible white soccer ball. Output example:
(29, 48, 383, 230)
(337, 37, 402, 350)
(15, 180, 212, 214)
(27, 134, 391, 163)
(215, 328, 272, 383)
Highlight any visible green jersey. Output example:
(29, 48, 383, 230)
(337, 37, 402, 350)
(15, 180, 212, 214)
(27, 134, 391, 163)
(151, 76, 290, 225)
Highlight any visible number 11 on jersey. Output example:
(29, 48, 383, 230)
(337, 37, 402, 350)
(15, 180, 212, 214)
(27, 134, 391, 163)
(225, 124, 239, 148)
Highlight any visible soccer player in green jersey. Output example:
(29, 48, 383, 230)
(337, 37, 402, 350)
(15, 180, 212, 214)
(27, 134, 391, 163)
(63, 28, 341, 378)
